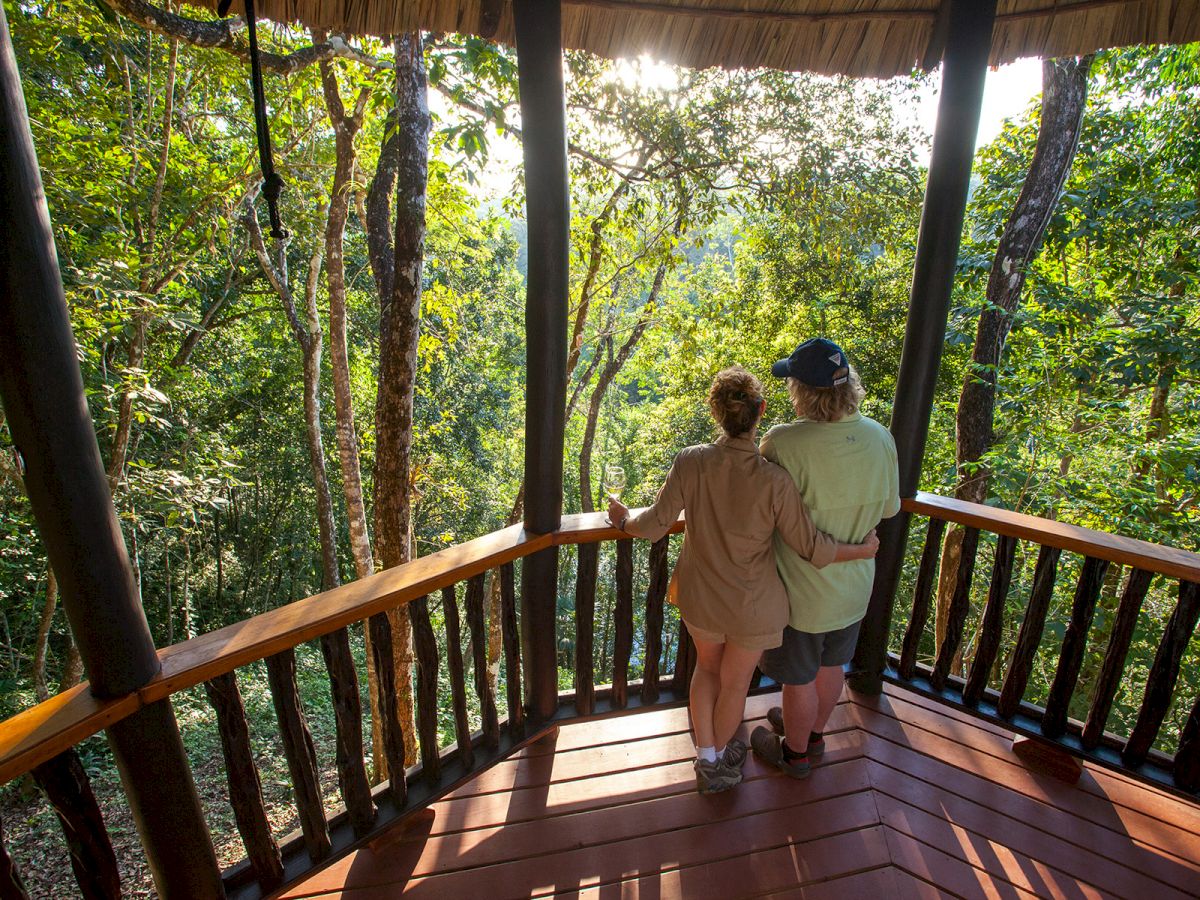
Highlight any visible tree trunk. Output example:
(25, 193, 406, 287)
(244, 198, 341, 592)
(318, 45, 388, 779)
(371, 33, 430, 766)
(32, 568, 58, 702)
(935, 55, 1092, 651)
(59, 634, 83, 692)
(578, 205, 681, 512)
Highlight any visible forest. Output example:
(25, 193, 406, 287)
(0, 0, 1197, 894)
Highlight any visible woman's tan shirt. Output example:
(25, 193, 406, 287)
(625, 435, 837, 641)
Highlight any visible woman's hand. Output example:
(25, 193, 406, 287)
(607, 497, 630, 531)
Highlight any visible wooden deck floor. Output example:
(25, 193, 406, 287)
(277, 685, 1200, 899)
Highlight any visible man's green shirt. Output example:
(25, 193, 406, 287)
(760, 413, 900, 633)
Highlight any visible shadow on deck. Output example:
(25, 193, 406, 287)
(276, 685, 1200, 898)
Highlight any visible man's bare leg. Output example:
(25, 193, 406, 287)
(781, 664, 844, 753)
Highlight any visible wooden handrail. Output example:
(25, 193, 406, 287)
(904, 492, 1200, 583)
(3, 495, 1193, 786)
(145, 524, 552, 704)
(0, 523, 548, 785)
(0, 512, 681, 785)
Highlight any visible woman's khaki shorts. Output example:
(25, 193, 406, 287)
(685, 621, 783, 652)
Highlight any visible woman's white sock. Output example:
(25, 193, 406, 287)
(696, 745, 717, 763)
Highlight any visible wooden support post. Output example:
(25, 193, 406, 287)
(0, 7, 223, 897)
(850, 0, 997, 696)
(515, 0, 569, 721)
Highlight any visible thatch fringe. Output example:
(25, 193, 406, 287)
(199, 0, 1200, 76)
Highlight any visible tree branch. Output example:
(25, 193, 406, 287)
(102, 0, 392, 74)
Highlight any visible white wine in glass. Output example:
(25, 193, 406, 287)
(603, 464, 626, 501)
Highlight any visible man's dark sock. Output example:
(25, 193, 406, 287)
(810, 731, 824, 743)
(782, 740, 808, 762)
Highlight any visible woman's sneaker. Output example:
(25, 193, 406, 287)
(766, 706, 825, 759)
(722, 737, 749, 770)
(694, 757, 742, 794)
(750, 725, 811, 779)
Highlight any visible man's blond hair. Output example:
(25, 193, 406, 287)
(787, 367, 865, 422)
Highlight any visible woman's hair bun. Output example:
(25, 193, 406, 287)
(708, 366, 764, 437)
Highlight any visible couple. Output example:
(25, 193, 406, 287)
(608, 339, 900, 793)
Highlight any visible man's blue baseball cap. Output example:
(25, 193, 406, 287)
(771, 338, 850, 387)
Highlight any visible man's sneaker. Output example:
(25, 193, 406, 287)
(694, 757, 742, 794)
(722, 737, 748, 770)
(750, 725, 811, 779)
(766, 706, 825, 759)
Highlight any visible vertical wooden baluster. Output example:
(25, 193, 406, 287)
(575, 542, 598, 715)
(963, 534, 1016, 706)
(997, 544, 1062, 719)
(1082, 568, 1154, 749)
(265, 649, 331, 861)
(501, 562, 524, 737)
(930, 526, 980, 692)
(204, 671, 284, 889)
(612, 538, 634, 708)
(1173, 693, 1200, 792)
(642, 536, 670, 704)
(319, 628, 376, 836)
(1123, 580, 1200, 767)
(0, 812, 29, 900)
(1042, 556, 1110, 738)
(31, 750, 119, 900)
(408, 594, 442, 782)
(367, 613, 408, 806)
(673, 617, 694, 694)
(442, 584, 475, 768)
(466, 574, 501, 749)
(899, 517, 947, 680)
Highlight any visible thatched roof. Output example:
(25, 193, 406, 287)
(210, 0, 1200, 76)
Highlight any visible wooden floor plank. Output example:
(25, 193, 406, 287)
(883, 827, 1049, 900)
(428, 730, 865, 837)
(877, 682, 1015, 739)
(439, 711, 862, 804)
(761, 866, 950, 900)
(870, 758, 1195, 899)
(853, 689, 1200, 839)
(419, 760, 873, 880)
(277, 762, 875, 896)
(850, 696, 1200, 864)
(507, 692, 848, 760)
(339, 792, 879, 898)
(863, 733, 1200, 889)
(568, 827, 891, 898)
(879, 794, 1119, 900)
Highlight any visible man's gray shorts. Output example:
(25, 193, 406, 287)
(759, 621, 862, 686)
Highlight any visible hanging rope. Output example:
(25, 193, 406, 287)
(219, 0, 288, 239)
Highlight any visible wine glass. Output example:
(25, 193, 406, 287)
(603, 464, 626, 501)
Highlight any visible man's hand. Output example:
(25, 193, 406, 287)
(607, 497, 630, 530)
(860, 529, 879, 558)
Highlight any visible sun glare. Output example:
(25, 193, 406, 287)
(612, 55, 681, 93)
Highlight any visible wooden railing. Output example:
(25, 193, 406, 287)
(1, 495, 1197, 897)
(889, 492, 1200, 793)
(0, 513, 686, 899)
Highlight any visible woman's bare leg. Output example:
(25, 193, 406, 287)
(690, 637, 725, 749)
(713, 642, 762, 749)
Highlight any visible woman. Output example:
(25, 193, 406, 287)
(607, 366, 877, 794)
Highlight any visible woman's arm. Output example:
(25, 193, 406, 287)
(607, 455, 686, 542)
(833, 529, 879, 561)
(775, 486, 878, 568)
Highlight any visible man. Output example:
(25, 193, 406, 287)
(751, 338, 900, 778)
